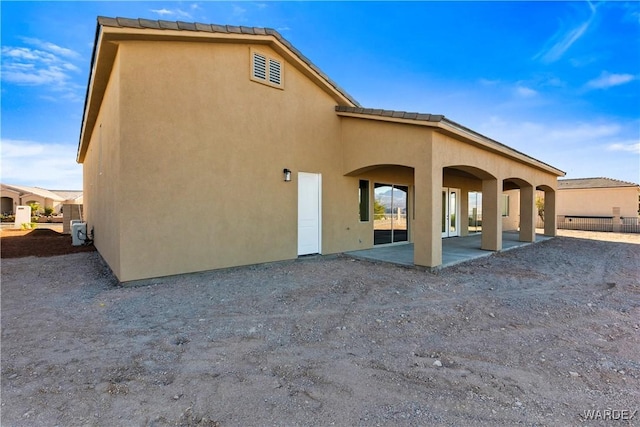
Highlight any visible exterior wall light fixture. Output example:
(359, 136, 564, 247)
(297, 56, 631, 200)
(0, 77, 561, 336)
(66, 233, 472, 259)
(283, 168, 292, 182)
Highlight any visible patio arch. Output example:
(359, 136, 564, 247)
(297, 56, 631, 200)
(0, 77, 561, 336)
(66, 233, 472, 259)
(345, 163, 414, 177)
(503, 177, 536, 243)
(442, 165, 503, 252)
(536, 184, 557, 236)
(1, 196, 16, 215)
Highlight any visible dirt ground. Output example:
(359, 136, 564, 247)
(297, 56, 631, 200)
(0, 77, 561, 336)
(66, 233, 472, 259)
(0, 227, 96, 259)
(1, 230, 639, 426)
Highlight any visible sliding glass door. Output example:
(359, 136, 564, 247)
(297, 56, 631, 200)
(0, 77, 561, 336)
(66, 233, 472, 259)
(442, 187, 460, 238)
(374, 183, 408, 245)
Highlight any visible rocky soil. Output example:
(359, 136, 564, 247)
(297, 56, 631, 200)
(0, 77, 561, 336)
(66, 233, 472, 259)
(1, 231, 639, 426)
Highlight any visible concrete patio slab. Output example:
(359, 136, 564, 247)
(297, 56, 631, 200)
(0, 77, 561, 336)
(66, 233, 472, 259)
(345, 231, 554, 269)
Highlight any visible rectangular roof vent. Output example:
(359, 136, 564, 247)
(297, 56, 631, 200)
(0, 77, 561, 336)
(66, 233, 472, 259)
(251, 49, 283, 89)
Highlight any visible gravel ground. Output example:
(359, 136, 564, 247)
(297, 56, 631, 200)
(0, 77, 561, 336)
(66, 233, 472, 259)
(1, 232, 639, 426)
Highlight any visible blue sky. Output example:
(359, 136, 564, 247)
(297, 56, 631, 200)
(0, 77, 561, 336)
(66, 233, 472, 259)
(1, 1, 639, 190)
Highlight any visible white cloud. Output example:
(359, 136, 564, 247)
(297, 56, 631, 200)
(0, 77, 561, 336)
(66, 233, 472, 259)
(622, 2, 640, 24)
(151, 8, 174, 16)
(515, 86, 538, 98)
(20, 37, 80, 59)
(150, 8, 193, 19)
(232, 5, 247, 17)
(607, 142, 640, 154)
(478, 78, 500, 86)
(534, 2, 596, 64)
(478, 116, 639, 183)
(1, 139, 82, 189)
(586, 71, 636, 89)
(0, 38, 83, 101)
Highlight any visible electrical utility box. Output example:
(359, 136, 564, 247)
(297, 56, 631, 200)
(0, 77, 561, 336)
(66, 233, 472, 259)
(71, 222, 87, 246)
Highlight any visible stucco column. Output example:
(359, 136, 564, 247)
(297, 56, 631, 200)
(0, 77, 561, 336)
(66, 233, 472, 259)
(414, 165, 442, 268)
(519, 185, 536, 242)
(481, 178, 502, 251)
(543, 189, 557, 236)
(612, 207, 622, 233)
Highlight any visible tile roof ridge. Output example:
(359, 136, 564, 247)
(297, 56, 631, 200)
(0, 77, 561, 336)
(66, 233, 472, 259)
(335, 106, 444, 122)
(94, 16, 359, 108)
(561, 176, 635, 183)
(559, 177, 639, 187)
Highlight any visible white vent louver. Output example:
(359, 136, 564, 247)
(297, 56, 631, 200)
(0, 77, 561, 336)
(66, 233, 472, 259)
(253, 53, 267, 80)
(252, 50, 283, 88)
(268, 59, 281, 85)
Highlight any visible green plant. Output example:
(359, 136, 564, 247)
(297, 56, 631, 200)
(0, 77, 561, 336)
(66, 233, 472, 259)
(44, 206, 54, 217)
(535, 196, 545, 221)
(21, 223, 31, 230)
(28, 202, 40, 215)
(374, 199, 386, 220)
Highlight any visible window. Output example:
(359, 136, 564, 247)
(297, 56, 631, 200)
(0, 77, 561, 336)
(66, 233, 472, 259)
(502, 194, 510, 217)
(359, 180, 370, 221)
(251, 49, 283, 89)
(468, 191, 482, 232)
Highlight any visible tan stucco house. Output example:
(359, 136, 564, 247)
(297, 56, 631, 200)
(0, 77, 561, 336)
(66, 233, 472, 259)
(1, 183, 83, 215)
(77, 17, 565, 282)
(557, 178, 640, 219)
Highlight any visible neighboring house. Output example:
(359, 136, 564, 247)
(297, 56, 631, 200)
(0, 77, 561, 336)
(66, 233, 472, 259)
(557, 178, 640, 219)
(500, 178, 640, 233)
(0, 183, 83, 215)
(77, 17, 564, 282)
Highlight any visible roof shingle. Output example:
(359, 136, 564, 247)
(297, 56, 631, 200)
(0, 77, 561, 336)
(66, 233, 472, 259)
(558, 177, 639, 189)
(335, 106, 444, 122)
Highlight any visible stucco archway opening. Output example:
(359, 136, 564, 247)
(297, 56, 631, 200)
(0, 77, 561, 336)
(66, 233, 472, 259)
(503, 177, 537, 243)
(442, 165, 495, 235)
(346, 164, 415, 246)
(1, 197, 15, 215)
(536, 185, 557, 237)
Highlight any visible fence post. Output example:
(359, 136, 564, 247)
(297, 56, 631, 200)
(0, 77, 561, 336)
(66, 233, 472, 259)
(612, 207, 621, 233)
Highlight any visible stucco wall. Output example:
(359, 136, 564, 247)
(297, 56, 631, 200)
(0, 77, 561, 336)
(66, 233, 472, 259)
(557, 187, 639, 218)
(83, 49, 122, 278)
(82, 34, 562, 281)
(108, 41, 363, 281)
(432, 133, 558, 190)
(501, 189, 521, 231)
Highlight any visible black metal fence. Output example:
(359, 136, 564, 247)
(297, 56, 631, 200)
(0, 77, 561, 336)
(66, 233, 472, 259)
(621, 217, 640, 233)
(536, 216, 640, 233)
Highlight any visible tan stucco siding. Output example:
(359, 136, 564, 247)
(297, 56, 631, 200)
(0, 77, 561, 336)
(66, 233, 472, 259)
(432, 133, 558, 190)
(340, 118, 433, 251)
(83, 48, 122, 278)
(110, 41, 359, 281)
(341, 117, 432, 173)
(558, 187, 639, 218)
(501, 189, 521, 231)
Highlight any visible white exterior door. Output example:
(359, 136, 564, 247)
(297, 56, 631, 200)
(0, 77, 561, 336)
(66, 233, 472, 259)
(442, 187, 461, 238)
(298, 172, 321, 255)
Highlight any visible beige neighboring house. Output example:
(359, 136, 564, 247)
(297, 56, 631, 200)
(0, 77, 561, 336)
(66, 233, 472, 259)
(77, 17, 565, 282)
(0, 183, 83, 215)
(557, 178, 640, 219)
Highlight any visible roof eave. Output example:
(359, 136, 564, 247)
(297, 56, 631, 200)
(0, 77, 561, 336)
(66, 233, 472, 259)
(335, 108, 565, 177)
(438, 119, 565, 177)
(77, 20, 105, 163)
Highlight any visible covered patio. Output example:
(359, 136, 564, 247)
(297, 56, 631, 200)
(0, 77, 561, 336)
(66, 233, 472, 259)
(345, 231, 554, 269)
